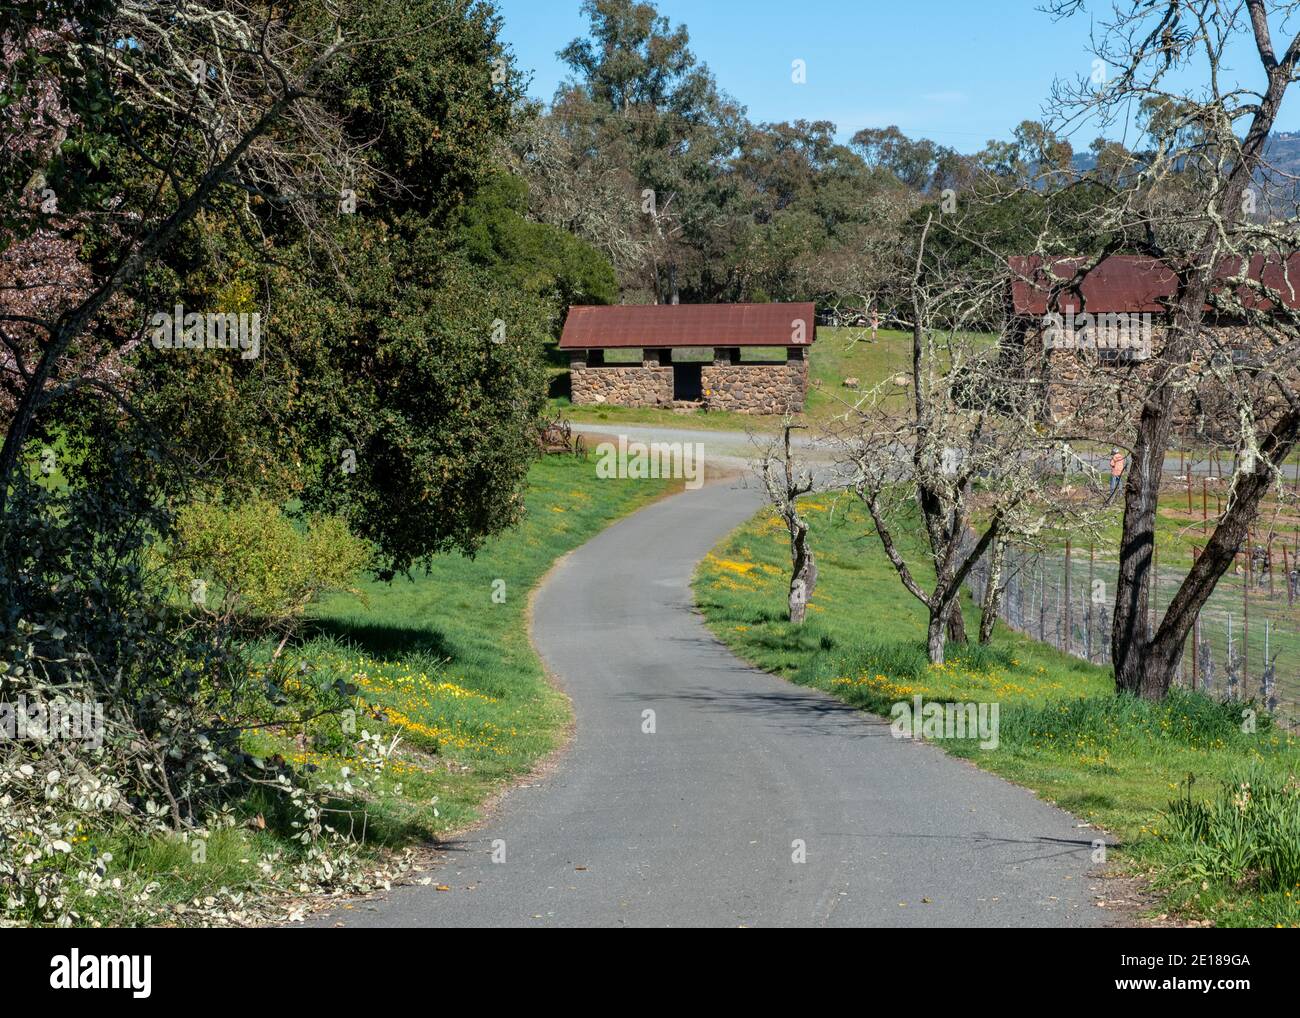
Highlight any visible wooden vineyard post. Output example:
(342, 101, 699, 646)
(1064, 540, 1072, 655)
(1244, 529, 1251, 685)
(1087, 544, 1095, 662)
(1191, 546, 1200, 691)
(1156, 540, 1163, 637)
(1039, 557, 1046, 644)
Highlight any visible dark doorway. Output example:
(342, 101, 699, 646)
(673, 362, 702, 400)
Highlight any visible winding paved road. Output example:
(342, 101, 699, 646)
(314, 477, 1109, 928)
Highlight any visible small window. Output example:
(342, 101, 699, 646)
(1208, 348, 1259, 369)
(1097, 347, 1148, 365)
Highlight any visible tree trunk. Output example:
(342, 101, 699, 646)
(927, 605, 946, 664)
(1140, 410, 1300, 697)
(1111, 386, 1175, 695)
(788, 559, 815, 623)
(978, 538, 1007, 644)
(788, 517, 816, 624)
(946, 597, 968, 642)
(918, 490, 969, 647)
(788, 584, 806, 624)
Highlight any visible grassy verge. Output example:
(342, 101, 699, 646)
(693, 494, 1300, 927)
(83, 455, 676, 925)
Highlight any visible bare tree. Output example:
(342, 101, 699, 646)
(505, 107, 652, 287)
(840, 215, 1105, 662)
(1038, 0, 1300, 698)
(758, 420, 818, 623)
(797, 191, 919, 325)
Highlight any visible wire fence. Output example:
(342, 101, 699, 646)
(964, 533, 1300, 728)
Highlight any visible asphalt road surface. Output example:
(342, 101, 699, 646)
(312, 477, 1108, 928)
(567, 420, 1287, 485)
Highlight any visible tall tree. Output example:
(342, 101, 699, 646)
(554, 0, 746, 303)
(851, 125, 947, 192)
(0, 0, 366, 527)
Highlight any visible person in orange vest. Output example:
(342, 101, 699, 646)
(1108, 447, 1126, 499)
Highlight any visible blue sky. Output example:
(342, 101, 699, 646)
(494, 0, 1300, 154)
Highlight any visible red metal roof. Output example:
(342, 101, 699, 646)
(1008, 254, 1300, 315)
(559, 302, 817, 348)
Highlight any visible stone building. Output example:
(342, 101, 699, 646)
(560, 302, 816, 414)
(1006, 254, 1300, 439)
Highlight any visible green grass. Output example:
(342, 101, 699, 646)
(551, 394, 767, 432)
(76, 454, 677, 925)
(693, 493, 1300, 927)
(804, 327, 916, 419)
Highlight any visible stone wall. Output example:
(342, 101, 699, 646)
(569, 349, 809, 414)
(570, 358, 673, 408)
(701, 359, 808, 413)
(1011, 322, 1298, 442)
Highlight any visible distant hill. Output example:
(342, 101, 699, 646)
(1071, 131, 1300, 181)
(1264, 131, 1300, 178)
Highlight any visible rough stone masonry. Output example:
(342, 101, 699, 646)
(569, 348, 809, 414)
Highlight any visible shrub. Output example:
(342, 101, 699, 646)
(167, 498, 370, 651)
(1163, 766, 1300, 893)
(0, 444, 395, 925)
